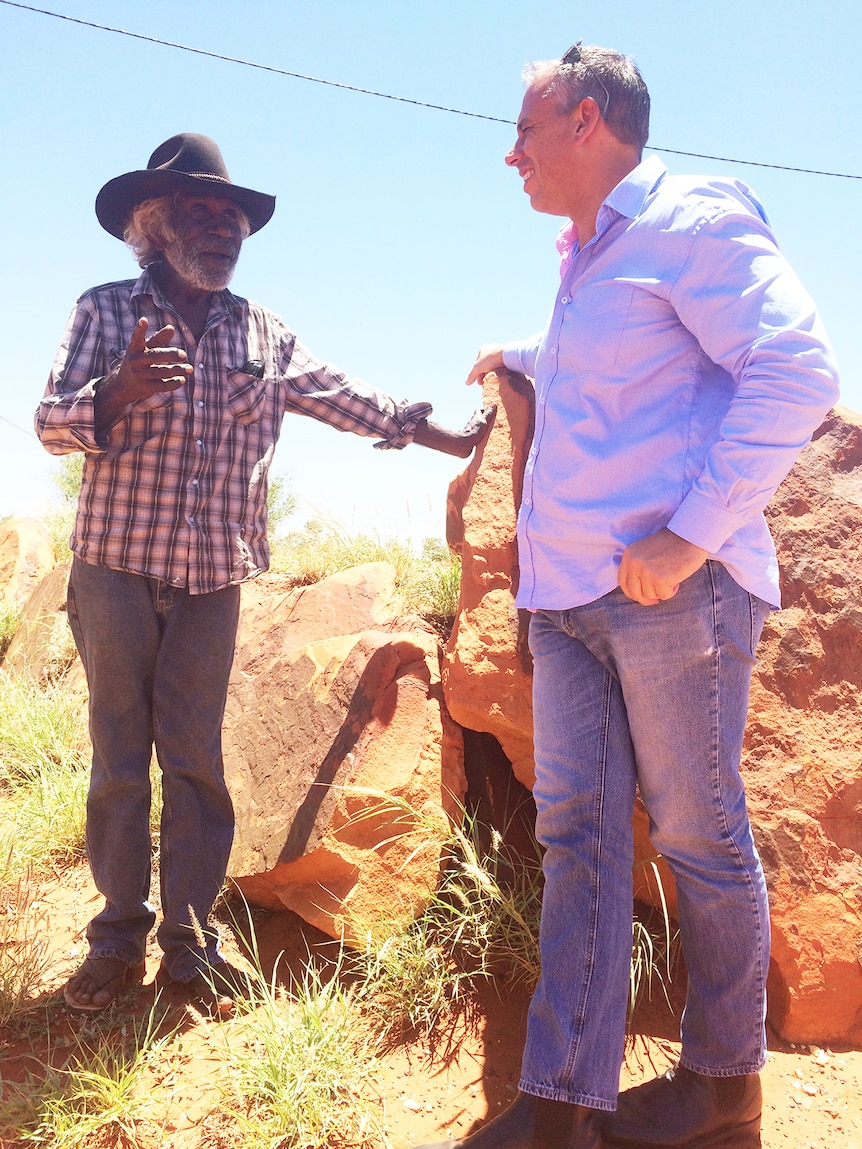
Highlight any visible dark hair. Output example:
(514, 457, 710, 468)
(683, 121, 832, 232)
(525, 45, 650, 151)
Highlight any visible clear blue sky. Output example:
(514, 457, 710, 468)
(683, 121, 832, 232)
(1, 0, 859, 542)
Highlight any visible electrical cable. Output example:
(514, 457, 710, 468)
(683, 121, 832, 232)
(1, 0, 860, 181)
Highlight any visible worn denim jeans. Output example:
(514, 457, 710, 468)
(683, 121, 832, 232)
(520, 562, 771, 1110)
(67, 558, 240, 980)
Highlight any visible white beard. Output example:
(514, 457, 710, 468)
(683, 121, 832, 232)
(165, 237, 240, 291)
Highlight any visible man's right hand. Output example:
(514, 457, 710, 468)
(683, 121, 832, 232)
(466, 343, 506, 387)
(95, 318, 193, 434)
(112, 317, 193, 401)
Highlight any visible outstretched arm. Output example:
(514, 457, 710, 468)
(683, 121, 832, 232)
(412, 406, 496, 457)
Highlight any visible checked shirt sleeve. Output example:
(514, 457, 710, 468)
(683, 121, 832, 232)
(278, 326, 432, 450)
(35, 293, 111, 456)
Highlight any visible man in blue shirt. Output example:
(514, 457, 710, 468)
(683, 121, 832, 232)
(414, 42, 838, 1149)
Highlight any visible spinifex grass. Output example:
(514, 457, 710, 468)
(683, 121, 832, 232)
(345, 793, 543, 1043)
(0, 672, 90, 882)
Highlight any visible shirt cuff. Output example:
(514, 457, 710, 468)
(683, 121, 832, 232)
(667, 490, 751, 554)
(502, 339, 539, 379)
(372, 400, 433, 451)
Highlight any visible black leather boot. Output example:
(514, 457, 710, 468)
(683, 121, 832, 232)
(601, 1064, 762, 1148)
(412, 1090, 603, 1149)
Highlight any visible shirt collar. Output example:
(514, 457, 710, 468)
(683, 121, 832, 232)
(556, 153, 667, 275)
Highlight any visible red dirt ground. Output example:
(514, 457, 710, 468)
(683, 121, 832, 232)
(2, 863, 859, 1148)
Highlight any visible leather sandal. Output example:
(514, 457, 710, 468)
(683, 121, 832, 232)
(63, 956, 146, 1012)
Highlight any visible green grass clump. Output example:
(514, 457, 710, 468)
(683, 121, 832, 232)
(214, 959, 383, 1149)
(347, 797, 542, 1042)
(0, 672, 90, 881)
(0, 601, 21, 660)
(270, 522, 461, 635)
(0, 877, 53, 1026)
(2, 1007, 172, 1147)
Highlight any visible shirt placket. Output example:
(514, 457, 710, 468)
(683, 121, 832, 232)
(519, 248, 591, 598)
(165, 315, 208, 592)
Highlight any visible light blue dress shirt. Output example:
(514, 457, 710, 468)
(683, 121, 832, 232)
(503, 154, 840, 611)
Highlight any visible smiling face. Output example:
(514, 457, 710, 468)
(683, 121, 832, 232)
(505, 83, 583, 219)
(162, 193, 247, 291)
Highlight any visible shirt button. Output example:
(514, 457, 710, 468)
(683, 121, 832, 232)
(192, 479, 199, 486)
(196, 439, 203, 447)
(197, 400, 204, 408)
(561, 296, 569, 304)
(189, 516, 195, 524)
(550, 346, 558, 354)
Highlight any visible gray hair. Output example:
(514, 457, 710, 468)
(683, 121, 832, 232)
(123, 193, 251, 268)
(524, 44, 650, 152)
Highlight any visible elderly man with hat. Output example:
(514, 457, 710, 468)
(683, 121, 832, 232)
(36, 134, 490, 1015)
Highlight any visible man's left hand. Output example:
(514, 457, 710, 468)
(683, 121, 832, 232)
(617, 529, 708, 606)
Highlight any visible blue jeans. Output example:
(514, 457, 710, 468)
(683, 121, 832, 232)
(67, 558, 240, 980)
(520, 562, 771, 1110)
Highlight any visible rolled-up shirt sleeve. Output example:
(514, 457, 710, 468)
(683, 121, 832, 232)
(35, 296, 107, 456)
(666, 207, 839, 553)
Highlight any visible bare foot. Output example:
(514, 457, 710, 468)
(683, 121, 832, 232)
(63, 956, 146, 1012)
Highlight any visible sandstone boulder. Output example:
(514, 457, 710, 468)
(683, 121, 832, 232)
(444, 372, 862, 1045)
(223, 562, 466, 941)
(0, 518, 55, 614)
(2, 560, 77, 683)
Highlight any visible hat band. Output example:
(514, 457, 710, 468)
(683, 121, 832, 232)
(180, 172, 233, 183)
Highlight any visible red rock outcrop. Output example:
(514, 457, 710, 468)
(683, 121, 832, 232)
(223, 563, 466, 941)
(443, 372, 536, 787)
(444, 371, 862, 1046)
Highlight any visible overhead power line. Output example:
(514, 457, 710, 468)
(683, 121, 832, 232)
(1, 0, 861, 181)
(0, 414, 38, 440)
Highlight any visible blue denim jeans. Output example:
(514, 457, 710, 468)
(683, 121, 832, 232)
(520, 562, 771, 1110)
(67, 558, 240, 980)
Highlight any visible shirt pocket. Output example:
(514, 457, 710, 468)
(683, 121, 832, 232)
(562, 281, 636, 372)
(226, 370, 272, 424)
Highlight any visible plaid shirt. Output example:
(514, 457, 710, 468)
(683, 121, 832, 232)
(36, 267, 432, 594)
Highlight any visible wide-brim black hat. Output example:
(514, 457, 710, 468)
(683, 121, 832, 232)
(95, 133, 276, 239)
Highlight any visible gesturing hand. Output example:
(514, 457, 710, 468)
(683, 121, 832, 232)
(113, 317, 193, 402)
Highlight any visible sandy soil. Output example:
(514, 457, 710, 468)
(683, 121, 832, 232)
(1, 863, 859, 1148)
